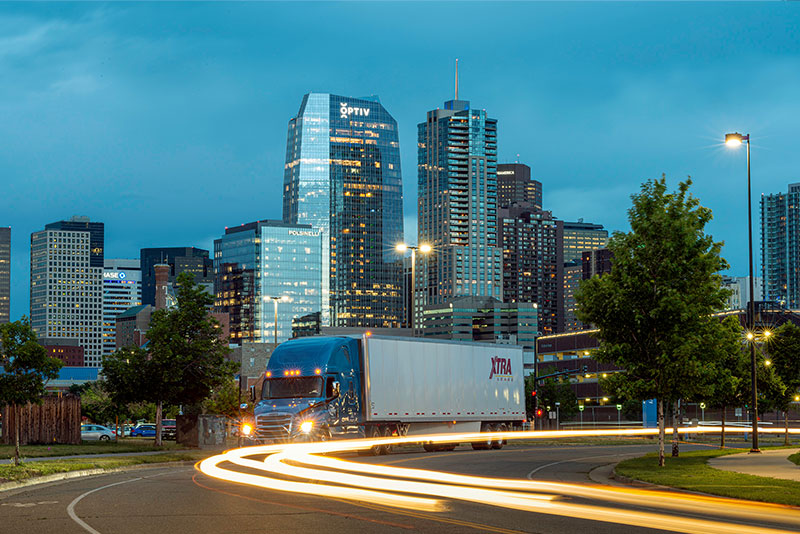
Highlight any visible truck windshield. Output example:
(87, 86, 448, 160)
(262, 377, 324, 399)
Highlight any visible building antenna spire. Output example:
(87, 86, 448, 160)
(455, 58, 459, 100)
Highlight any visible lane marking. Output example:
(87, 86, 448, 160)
(527, 454, 637, 480)
(67, 478, 141, 534)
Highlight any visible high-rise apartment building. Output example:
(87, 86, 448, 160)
(102, 259, 142, 357)
(562, 220, 608, 263)
(562, 260, 583, 332)
(0, 227, 9, 323)
(214, 220, 322, 344)
(30, 217, 105, 367)
(499, 206, 563, 336)
(140, 247, 213, 306)
(497, 163, 542, 210)
(417, 96, 502, 314)
(283, 93, 404, 328)
(761, 183, 800, 307)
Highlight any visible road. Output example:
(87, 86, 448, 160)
(1, 443, 798, 534)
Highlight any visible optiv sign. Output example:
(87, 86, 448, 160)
(340, 102, 371, 119)
(489, 356, 513, 380)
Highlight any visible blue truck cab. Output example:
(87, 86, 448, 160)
(253, 336, 364, 442)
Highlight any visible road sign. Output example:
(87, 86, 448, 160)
(578, 405, 585, 412)
(616, 404, 622, 411)
(549, 411, 556, 419)
(735, 408, 743, 417)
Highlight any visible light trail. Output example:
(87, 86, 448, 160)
(197, 427, 800, 534)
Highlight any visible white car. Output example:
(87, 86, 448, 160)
(81, 424, 115, 441)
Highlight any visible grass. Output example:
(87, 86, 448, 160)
(789, 451, 800, 466)
(0, 438, 184, 459)
(0, 451, 211, 484)
(616, 448, 800, 507)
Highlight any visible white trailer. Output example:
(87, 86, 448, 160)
(360, 336, 525, 450)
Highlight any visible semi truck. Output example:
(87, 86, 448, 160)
(251, 334, 525, 453)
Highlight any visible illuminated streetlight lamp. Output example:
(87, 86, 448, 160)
(268, 295, 290, 344)
(725, 131, 760, 453)
(396, 242, 433, 335)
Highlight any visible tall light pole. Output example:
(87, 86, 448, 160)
(725, 131, 760, 453)
(269, 295, 289, 344)
(396, 243, 432, 335)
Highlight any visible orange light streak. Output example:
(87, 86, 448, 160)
(197, 427, 800, 534)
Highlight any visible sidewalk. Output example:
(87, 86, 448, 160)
(708, 448, 800, 481)
(0, 449, 199, 465)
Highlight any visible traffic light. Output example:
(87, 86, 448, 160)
(531, 390, 537, 398)
(535, 409, 543, 418)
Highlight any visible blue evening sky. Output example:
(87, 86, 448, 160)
(2, 2, 799, 320)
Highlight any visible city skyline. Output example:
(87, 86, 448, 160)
(3, 3, 800, 320)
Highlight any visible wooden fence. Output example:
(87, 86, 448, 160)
(1, 396, 81, 445)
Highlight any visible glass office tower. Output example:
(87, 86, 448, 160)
(214, 220, 322, 344)
(283, 93, 404, 328)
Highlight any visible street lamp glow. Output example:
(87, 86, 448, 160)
(396, 243, 408, 253)
(746, 331, 755, 340)
(419, 243, 432, 254)
(764, 359, 772, 366)
(725, 134, 743, 147)
(763, 330, 772, 338)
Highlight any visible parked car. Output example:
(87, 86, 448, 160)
(122, 424, 134, 436)
(130, 424, 157, 437)
(81, 424, 116, 441)
(161, 419, 177, 440)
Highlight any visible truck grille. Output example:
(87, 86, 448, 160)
(256, 413, 292, 441)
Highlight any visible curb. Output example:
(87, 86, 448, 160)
(0, 461, 198, 494)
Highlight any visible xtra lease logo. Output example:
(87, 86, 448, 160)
(489, 356, 513, 380)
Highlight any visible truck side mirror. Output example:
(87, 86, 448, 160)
(249, 385, 256, 403)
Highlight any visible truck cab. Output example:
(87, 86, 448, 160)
(253, 336, 363, 442)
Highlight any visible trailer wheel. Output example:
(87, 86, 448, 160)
(423, 443, 436, 452)
(382, 426, 394, 455)
(492, 423, 507, 450)
(472, 423, 494, 450)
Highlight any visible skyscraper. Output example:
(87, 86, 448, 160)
(283, 93, 404, 328)
(417, 96, 502, 310)
(30, 216, 105, 367)
(561, 220, 608, 263)
(102, 259, 142, 357)
(0, 227, 9, 323)
(497, 163, 542, 210)
(499, 206, 562, 336)
(214, 220, 322, 344)
(140, 247, 213, 306)
(761, 183, 800, 306)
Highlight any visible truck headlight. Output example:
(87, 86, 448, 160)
(241, 423, 253, 436)
(299, 421, 314, 433)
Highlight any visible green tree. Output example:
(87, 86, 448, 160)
(80, 381, 118, 426)
(576, 177, 729, 466)
(143, 272, 235, 445)
(0, 317, 63, 465)
(202, 377, 245, 419)
(703, 317, 747, 448)
(767, 322, 800, 444)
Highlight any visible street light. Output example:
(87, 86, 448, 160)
(268, 295, 290, 344)
(396, 242, 432, 335)
(725, 131, 760, 453)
